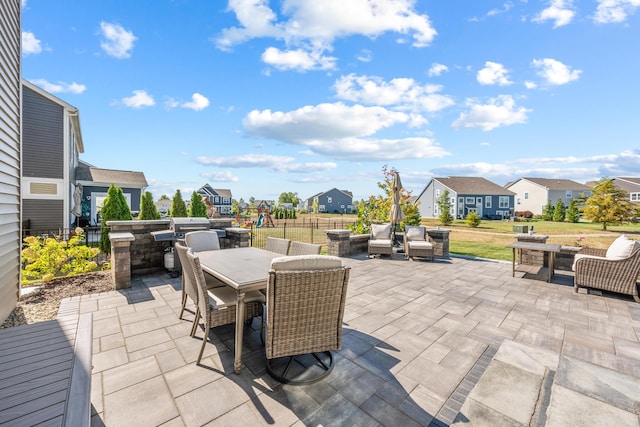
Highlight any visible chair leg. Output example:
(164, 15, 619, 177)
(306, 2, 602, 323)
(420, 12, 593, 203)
(179, 289, 187, 320)
(190, 307, 200, 337)
(196, 330, 208, 364)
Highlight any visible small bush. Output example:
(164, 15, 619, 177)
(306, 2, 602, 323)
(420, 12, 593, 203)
(514, 210, 533, 219)
(465, 211, 481, 227)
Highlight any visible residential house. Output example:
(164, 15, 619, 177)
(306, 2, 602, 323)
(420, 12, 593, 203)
(506, 178, 591, 215)
(75, 161, 148, 225)
(302, 188, 354, 214)
(0, 0, 21, 322)
(155, 199, 172, 217)
(197, 184, 233, 215)
(611, 178, 640, 204)
(416, 177, 515, 220)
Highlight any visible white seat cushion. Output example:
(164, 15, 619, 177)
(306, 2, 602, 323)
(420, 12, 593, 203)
(208, 288, 265, 308)
(369, 239, 392, 248)
(371, 224, 391, 240)
(271, 254, 342, 271)
(405, 226, 425, 241)
(409, 241, 433, 249)
(606, 235, 639, 260)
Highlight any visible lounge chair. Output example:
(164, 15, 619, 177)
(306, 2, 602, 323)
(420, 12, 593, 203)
(404, 225, 435, 261)
(368, 223, 393, 257)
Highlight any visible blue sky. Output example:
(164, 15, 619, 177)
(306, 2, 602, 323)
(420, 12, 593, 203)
(21, 0, 640, 203)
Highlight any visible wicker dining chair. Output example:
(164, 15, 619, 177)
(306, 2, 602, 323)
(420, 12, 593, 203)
(184, 248, 265, 364)
(368, 223, 393, 257)
(185, 230, 220, 252)
(404, 225, 435, 261)
(288, 241, 322, 256)
(265, 237, 291, 255)
(265, 255, 350, 384)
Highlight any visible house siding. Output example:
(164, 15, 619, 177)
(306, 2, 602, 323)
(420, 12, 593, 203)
(0, 0, 21, 321)
(22, 199, 64, 232)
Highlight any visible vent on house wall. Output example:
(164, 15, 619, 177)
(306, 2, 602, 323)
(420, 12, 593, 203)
(30, 182, 58, 195)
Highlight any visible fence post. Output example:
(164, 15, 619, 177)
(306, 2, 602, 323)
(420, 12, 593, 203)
(283, 222, 287, 239)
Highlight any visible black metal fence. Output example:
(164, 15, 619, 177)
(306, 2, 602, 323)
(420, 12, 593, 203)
(249, 217, 357, 250)
(22, 226, 108, 265)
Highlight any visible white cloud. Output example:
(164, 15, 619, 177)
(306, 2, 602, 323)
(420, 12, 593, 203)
(216, 0, 436, 71)
(487, 2, 514, 17)
(524, 81, 537, 89)
(22, 31, 42, 55)
(181, 93, 210, 111)
(532, 0, 576, 27)
(477, 61, 512, 86)
(532, 58, 581, 85)
(593, 0, 640, 23)
(333, 74, 454, 113)
(200, 171, 240, 182)
(242, 102, 450, 161)
(356, 49, 372, 63)
(29, 79, 86, 94)
(99, 22, 137, 59)
(452, 95, 531, 131)
(195, 153, 337, 173)
(121, 90, 155, 108)
(428, 63, 449, 77)
(261, 47, 337, 71)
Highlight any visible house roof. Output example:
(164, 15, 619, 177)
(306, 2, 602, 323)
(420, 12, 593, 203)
(435, 177, 515, 195)
(511, 178, 591, 191)
(197, 184, 232, 199)
(615, 177, 640, 186)
(75, 161, 148, 188)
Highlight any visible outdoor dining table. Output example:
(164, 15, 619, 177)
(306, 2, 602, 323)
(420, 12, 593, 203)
(196, 247, 280, 374)
(506, 241, 562, 282)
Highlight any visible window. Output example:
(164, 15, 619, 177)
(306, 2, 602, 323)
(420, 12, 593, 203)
(565, 191, 572, 199)
(517, 198, 521, 205)
(451, 197, 456, 205)
(327, 197, 332, 203)
(631, 193, 640, 202)
(465, 197, 475, 204)
(223, 197, 230, 204)
(499, 196, 509, 208)
(524, 192, 529, 200)
(458, 197, 464, 204)
(435, 189, 440, 198)
(476, 197, 482, 205)
(319, 204, 326, 212)
(485, 196, 492, 208)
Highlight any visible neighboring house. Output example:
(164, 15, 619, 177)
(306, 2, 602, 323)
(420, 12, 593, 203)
(611, 178, 640, 204)
(506, 178, 591, 215)
(302, 188, 354, 214)
(416, 177, 515, 219)
(75, 161, 148, 225)
(22, 79, 84, 233)
(197, 184, 233, 215)
(0, 0, 21, 322)
(155, 199, 172, 217)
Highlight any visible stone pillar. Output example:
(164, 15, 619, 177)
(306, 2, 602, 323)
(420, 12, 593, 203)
(224, 228, 250, 248)
(109, 232, 135, 290)
(427, 228, 451, 257)
(515, 233, 549, 267)
(325, 229, 351, 257)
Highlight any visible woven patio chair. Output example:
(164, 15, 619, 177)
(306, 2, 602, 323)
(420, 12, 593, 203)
(185, 230, 220, 252)
(404, 225, 435, 261)
(265, 237, 291, 255)
(573, 235, 640, 303)
(265, 255, 350, 384)
(185, 248, 265, 364)
(288, 241, 322, 256)
(368, 223, 393, 257)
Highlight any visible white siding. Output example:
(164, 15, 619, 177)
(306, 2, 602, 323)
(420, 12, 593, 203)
(0, 0, 21, 321)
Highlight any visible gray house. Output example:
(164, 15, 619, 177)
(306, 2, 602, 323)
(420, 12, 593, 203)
(302, 188, 354, 213)
(416, 177, 515, 220)
(197, 184, 233, 215)
(506, 178, 591, 215)
(0, 0, 21, 322)
(610, 177, 640, 204)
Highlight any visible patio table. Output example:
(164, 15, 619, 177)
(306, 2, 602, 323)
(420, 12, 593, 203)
(197, 247, 279, 374)
(506, 241, 561, 282)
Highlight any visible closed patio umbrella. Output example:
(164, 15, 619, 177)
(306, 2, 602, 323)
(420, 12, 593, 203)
(389, 171, 405, 246)
(72, 183, 83, 218)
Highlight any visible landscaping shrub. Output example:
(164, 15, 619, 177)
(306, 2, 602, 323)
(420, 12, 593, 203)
(99, 184, 132, 254)
(466, 211, 481, 227)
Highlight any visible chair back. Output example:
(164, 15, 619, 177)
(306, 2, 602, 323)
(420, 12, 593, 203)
(288, 241, 322, 256)
(266, 255, 350, 360)
(185, 230, 220, 252)
(265, 236, 290, 255)
(175, 242, 199, 305)
(185, 249, 211, 326)
(371, 223, 392, 240)
(404, 225, 426, 241)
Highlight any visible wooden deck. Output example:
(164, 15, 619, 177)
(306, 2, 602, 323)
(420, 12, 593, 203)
(0, 313, 92, 426)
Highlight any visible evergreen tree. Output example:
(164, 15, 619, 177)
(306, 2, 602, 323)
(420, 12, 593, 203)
(170, 189, 188, 218)
(99, 184, 132, 253)
(436, 189, 453, 225)
(188, 191, 208, 217)
(553, 199, 566, 222)
(541, 200, 555, 221)
(566, 199, 580, 223)
(466, 211, 481, 227)
(138, 191, 161, 220)
(583, 178, 633, 230)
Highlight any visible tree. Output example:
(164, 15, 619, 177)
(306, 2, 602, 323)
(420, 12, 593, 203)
(158, 194, 170, 201)
(566, 199, 580, 223)
(541, 200, 555, 221)
(99, 184, 132, 253)
(170, 189, 188, 218)
(466, 211, 481, 227)
(552, 198, 566, 222)
(188, 191, 208, 217)
(436, 189, 453, 225)
(278, 192, 300, 207)
(312, 198, 319, 214)
(583, 178, 633, 230)
(138, 191, 160, 220)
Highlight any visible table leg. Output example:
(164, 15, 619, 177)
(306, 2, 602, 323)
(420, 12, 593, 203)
(548, 252, 554, 282)
(512, 248, 516, 277)
(234, 292, 245, 374)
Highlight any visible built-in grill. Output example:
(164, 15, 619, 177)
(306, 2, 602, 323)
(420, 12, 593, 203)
(151, 218, 226, 277)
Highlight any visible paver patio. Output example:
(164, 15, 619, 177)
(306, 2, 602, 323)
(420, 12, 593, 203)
(60, 253, 640, 426)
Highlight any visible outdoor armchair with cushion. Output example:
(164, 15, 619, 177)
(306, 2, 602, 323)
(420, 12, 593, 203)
(368, 223, 393, 257)
(265, 255, 350, 384)
(265, 237, 291, 255)
(573, 235, 640, 303)
(288, 241, 322, 256)
(404, 226, 435, 261)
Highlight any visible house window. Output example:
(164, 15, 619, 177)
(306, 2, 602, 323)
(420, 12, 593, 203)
(319, 204, 326, 212)
(458, 197, 464, 204)
(630, 192, 640, 201)
(327, 197, 332, 204)
(517, 198, 521, 205)
(524, 192, 529, 200)
(451, 197, 456, 206)
(223, 197, 230, 204)
(435, 189, 440, 198)
(434, 205, 439, 215)
(465, 197, 474, 204)
(565, 191, 572, 199)
(485, 196, 491, 208)
(476, 197, 482, 205)
(214, 196, 220, 203)
(499, 196, 509, 208)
